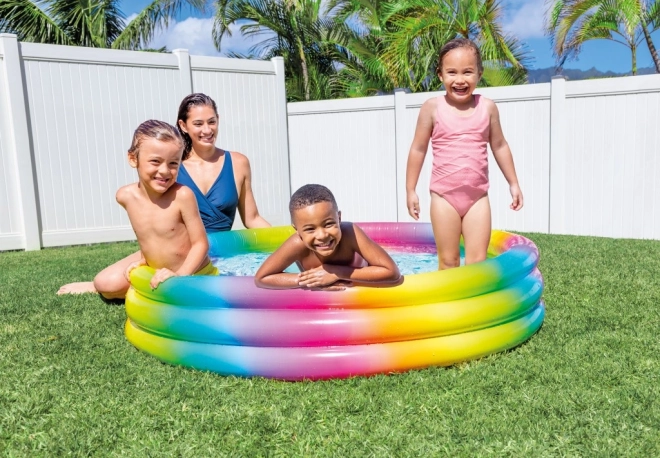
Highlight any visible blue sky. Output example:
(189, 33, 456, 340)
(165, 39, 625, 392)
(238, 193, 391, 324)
(120, 0, 660, 73)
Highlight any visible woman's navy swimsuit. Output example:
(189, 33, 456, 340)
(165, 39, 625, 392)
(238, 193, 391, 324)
(177, 150, 238, 233)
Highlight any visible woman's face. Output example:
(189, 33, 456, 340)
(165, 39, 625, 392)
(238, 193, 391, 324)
(178, 105, 219, 149)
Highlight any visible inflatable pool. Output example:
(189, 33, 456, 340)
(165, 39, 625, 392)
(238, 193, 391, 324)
(124, 223, 544, 380)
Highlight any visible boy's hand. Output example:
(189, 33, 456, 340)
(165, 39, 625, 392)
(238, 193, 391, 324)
(124, 260, 147, 281)
(150, 268, 177, 289)
(509, 184, 524, 211)
(298, 266, 341, 289)
(407, 191, 420, 220)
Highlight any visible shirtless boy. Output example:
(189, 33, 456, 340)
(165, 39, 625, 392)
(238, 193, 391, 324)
(255, 184, 401, 290)
(118, 120, 216, 289)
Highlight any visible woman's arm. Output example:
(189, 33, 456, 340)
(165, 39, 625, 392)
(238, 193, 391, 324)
(233, 152, 271, 228)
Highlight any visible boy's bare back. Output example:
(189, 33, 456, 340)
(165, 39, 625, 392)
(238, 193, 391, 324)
(117, 182, 206, 273)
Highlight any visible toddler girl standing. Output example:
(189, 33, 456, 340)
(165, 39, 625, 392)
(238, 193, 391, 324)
(406, 38, 523, 269)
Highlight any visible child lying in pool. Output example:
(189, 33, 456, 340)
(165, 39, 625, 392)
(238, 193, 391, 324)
(120, 120, 217, 290)
(255, 184, 401, 290)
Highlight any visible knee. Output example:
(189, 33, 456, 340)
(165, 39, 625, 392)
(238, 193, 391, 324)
(465, 253, 487, 265)
(93, 270, 128, 300)
(438, 254, 461, 270)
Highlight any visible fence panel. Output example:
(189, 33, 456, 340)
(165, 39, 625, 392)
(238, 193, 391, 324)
(0, 53, 24, 250)
(288, 97, 398, 222)
(191, 57, 290, 227)
(560, 75, 660, 239)
(19, 43, 184, 246)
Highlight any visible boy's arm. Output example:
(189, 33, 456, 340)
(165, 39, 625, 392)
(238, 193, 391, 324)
(405, 98, 435, 220)
(175, 186, 210, 276)
(254, 235, 308, 289)
(301, 225, 401, 287)
(487, 100, 523, 211)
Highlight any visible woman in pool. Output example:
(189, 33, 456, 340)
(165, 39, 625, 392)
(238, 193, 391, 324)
(58, 93, 270, 299)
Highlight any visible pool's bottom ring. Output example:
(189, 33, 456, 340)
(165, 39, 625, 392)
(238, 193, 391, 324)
(125, 302, 544, 380)
(125, 223, 545, 381)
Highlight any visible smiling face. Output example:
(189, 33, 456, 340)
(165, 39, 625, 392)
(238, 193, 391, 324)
(438, 46, 482, 107)
(129, 137, 183, 194)
(178, 105, 219, 150)
(292, 201, 342, 257)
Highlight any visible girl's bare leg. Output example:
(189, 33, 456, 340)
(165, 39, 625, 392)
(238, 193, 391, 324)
(429, 193, 462, 270)
(461, 195, 491, 265)
(57, 251, 142, 299)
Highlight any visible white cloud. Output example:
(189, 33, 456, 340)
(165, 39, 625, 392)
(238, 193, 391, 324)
(503, 0, 548, 39)
(121, 14, 268, 57)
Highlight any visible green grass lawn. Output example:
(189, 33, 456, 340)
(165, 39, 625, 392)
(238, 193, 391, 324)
(1, 233, 659, 456)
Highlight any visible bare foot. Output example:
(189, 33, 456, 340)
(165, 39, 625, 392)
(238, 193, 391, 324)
(57, 282, 98, 295)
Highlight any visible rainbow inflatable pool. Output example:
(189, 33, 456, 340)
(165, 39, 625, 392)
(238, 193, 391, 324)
(125, 223, 544, 380)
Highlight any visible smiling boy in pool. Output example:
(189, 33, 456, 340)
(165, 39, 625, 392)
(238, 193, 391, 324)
(254, 184, 401, 290)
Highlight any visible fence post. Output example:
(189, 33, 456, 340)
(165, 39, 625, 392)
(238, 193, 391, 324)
(0, 34, 42, 250)
(394, 88, 408, 222)
(549, 75, 567, 235)
(172, 49, 193, 96)
(271, 56, 291, 199)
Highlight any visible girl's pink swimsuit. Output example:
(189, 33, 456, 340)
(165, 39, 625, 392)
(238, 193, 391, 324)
(430, 94, 490, 217)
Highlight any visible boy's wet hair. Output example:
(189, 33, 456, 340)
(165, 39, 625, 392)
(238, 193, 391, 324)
(177, 93, 219, 159)
(437, 38, 483, 74)
(289, 184, 338, 215)
(128, 120, 183, 159)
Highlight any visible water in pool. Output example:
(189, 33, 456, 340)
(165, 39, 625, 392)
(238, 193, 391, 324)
(212, 251, 459, 276)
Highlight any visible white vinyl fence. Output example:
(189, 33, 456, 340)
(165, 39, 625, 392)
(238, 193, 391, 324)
(288, 74, 660, 240)
(2, 33, 659, 252)
(0, 34, 290, 251)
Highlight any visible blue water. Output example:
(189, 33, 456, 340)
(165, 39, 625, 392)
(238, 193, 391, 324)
(212, 251, 448, 276)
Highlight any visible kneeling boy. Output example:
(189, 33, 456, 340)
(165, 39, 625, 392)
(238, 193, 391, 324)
(120, 120, 217, 289)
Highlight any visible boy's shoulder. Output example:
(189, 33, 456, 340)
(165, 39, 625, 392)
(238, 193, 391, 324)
(116, 182, 139, 204)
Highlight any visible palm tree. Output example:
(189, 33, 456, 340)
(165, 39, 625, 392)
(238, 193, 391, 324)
(546, 0, 660, 75)
(213, 0, 341, 101)
(0, 0, 206, 50)
(323, 0, 408, 96)
(381, 0, 531, 91)
(327, 0, 530, 95)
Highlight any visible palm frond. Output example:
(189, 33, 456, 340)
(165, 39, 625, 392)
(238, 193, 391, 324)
(0, 0, 73, 45)
(112, 0, 206, 50)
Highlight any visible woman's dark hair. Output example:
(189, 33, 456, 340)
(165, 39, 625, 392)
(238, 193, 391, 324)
(176, 93, 219, 159)
(436, 38, 483, 74)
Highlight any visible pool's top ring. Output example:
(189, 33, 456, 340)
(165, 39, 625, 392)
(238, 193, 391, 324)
(129, 224, 540, 310)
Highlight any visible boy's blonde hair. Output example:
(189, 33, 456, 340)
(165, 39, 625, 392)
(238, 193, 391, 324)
(128, 120, 184, 159)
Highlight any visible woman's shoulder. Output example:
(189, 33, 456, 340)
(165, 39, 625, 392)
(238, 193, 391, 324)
(228, 151, 253, 175)
(228, 150, 249, 165)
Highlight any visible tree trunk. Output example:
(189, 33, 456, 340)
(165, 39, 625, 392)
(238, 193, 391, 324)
(641, 21, 660, 73)
(297, 37, 310, 101)
(632, 43, 637, 75)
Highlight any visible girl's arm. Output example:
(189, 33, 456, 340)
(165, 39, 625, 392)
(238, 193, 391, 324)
(298, 224, 402, 288)
(487, 100, 524, 211)
(405, 98, 436, 219)
(234, 152, 271, 229)
(254, 235, 308, 289)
